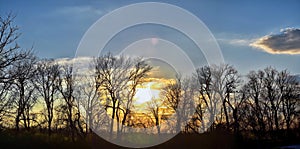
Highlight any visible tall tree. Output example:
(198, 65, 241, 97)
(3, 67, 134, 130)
(146, 98, 163, 134)
(34, 60, 60, 135)
(277, 70, 299, 131)
(94, 54, 151, 139)
(0, 13, 29, 127)
(162, 76, 195, 133)
(57, 65, 77, 140)
(95, 54, 131, 139)
(193, 66, 217, 132)
(76, 74, 102, 133)
(11, 53, 37, 130)
(261, 67, 280, 131)
(119, 58, 152, 133)
(243, 70, 266, 135)
(211, 64, 240, 129)
(162, 76, 182, 132)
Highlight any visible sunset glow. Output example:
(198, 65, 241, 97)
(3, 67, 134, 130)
(134, 82, 161, 104)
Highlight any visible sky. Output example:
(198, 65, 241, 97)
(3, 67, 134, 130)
(1, 0, 300, 75)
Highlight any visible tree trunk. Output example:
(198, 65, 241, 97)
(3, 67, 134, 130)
(223, 98, 230, 129)
(110, 101, 116, 140)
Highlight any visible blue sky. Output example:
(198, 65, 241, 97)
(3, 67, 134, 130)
(1, 0, 299, 75)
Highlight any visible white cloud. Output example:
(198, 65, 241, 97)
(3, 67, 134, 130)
(217, 37, 254, 47)
(228, 39, 253, 46)
(54, 5, 105, 17)
(54, 57, 94, 76)
(250, 28, 300, 55)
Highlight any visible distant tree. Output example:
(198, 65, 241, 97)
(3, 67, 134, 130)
(94, 53, 152, 139)
(57, 65, 77, 140)
(241, 67, 300, 138)
(94, 54, 131, 139)
(76, 73, 102, 133)
(119, 58, 152, 133)
(162, 76, 182, 132)
(10, 53, 37, 130)
(146, 98, 163, 134)
(0, 78, 12, 128)
(193, 66, 216, 132)
(34, 60, 60, 135)
(242, 70, 266, 135)
(276, 70, 299, 131)
(193, 65, 225, 132)
(261, 67, 281, 131)
(211, 64, 240, 129)
(226, 88, 246, 134)
(192, 64, 241, 132)
(162, 76, 195, 133)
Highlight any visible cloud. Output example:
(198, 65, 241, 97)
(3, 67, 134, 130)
(250, 28, 300, 55)
(228, 39, 253, 46)
(217, 35, 254, 47)
(54, 57, 93, 66)
(54, 57, 94, 76)
(54, 5, 105, 17)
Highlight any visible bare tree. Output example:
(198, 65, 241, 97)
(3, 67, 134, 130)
(211, 64, 240, 129)
(95, 54, 130, 138)
(241, 67, 300, 137)
(162, 76, 195, 133)
(34, 60, 60, 135)
(191, 64, 241, 132)
(243, 70, 266, 135)
(261, 67, 281, 131)
(76, 73, 101, 133)
(146, 98, 163, 134)
(94, 54, 151, 139)
(226, 88, 246, 134)
(10, 53, 37, 130)
(119, 58, 152, 133)
(57, 65, 77, 140)
(0, 13, 30, 127)
(193, 65, 224, 132)
(0, 77, 13, 128)
(277, 70, 299, 131)
(162, 76, 182, 132)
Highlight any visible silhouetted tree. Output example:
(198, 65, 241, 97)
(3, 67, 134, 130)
(276, 70, 299, 131)
(162, 76, 182, 132)
(147, 98, 163, 134)
(34, 60, 60, 135)
(10, 53, 37, 130)
(94, 54, 131, 139)
(243, 70, 266, 136)
(162, 76, 195, 133)
(57, 65, 77, 140)
(119, 58, 152, 134)
(94, 54, 152, 139)
(76, 73, 102, 133)
(241, 67, 300, 138)
(0, 13, 31, 128)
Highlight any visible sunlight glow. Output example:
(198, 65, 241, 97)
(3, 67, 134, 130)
(134, 82, 161, 104)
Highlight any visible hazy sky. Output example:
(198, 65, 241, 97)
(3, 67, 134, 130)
(1, 0, 299, 75)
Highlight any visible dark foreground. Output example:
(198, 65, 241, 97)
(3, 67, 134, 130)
(1, 130, 300, 149)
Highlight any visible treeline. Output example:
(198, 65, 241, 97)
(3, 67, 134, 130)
(1, 13, 300, 143)
(163, 64, 300, 140)
(0, 14, 155, 141)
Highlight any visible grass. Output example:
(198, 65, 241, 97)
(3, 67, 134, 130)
(0, 129, 300, 149)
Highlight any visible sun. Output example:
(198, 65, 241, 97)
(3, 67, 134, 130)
(134, 82, 161, 104)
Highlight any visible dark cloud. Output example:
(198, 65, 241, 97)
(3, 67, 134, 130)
(250, 28, 300, 54)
